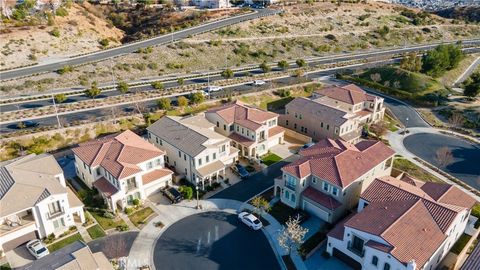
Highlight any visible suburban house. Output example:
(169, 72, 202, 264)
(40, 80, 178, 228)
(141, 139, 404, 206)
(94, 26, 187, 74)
(0, 154, 85, 253)
(72, 130, 173, 211)
(18, 240, 113, 270)
(205, 101, 285, 158)
(274, 138, 395, 223)
(327, 174, 477, 270)
(147, 114, 238, 188)
(279, 84, 385, 143)
(312, 84, 385, 125)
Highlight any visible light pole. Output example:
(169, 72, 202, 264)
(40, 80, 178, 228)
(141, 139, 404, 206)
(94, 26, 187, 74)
(196, 186, 200, 209)
(404, 117, 409, 136)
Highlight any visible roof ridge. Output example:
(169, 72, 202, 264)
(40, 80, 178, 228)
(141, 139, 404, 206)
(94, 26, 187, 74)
(435, 185, 454, 202)
(91, 140, 112, 166)
(380, 199, 424, 238)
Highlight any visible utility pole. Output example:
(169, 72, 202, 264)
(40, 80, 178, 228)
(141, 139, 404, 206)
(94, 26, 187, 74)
(52, 94, 61, 128)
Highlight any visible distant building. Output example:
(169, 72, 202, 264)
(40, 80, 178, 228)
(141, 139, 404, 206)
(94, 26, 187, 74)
(274, 138, 395, 223)
(205, 101, 285, 158)
(18, 240, 113, 270)
(0, 154, 84, 253)
(327, 174, 477, 270)
(191, 0, 230, 9)
(72, 130, 173, 211)
(147, 114, 238, 188)
(279, 84, 385, 143)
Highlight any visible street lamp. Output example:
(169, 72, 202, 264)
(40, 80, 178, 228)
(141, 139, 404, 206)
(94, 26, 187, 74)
(404, 117, 409, 136)
(196, 186, 200, 210)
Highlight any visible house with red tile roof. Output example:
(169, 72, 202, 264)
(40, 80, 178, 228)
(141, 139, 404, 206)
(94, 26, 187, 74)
(72, 130, 173, 211)
(326, 174, 476, 270)
(205, 101, 285, 158)
(274, 138, 395, 223)
(279, 84, 385, 143)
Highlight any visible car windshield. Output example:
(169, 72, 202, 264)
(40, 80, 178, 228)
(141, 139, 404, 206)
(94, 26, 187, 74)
(36, 247, 47, 254)
(253, 219, 261, 224)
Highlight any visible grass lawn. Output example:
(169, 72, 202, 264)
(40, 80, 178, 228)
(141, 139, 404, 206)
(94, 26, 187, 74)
(47, 233, 84, 252)
(270, 202, 298, 224)
(261, 153, 282, 166)
(86, 224, 106, 239)
(451, 233, 472, 255)
(384, 114, 399, 132)
(89, 210, 127, 230)
(128, 207, 155, 227)
(393, 158, 443, 183)
(471, 203, 480, 228)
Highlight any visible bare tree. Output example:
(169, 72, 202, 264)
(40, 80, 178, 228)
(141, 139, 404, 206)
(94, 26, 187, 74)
(448, 113, 465, 128)
(370, 73, 382, 83)
(278, 216, 308, 256)
(435, 147, 453, 168)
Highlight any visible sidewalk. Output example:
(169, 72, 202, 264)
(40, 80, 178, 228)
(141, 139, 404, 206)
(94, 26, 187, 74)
(388, 128, 480, 202)
(127, 198, 307, 270)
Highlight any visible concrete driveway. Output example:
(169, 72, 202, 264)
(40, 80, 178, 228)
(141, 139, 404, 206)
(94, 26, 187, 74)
(270, 137, 304, 159)
(5, 245, 35, 268)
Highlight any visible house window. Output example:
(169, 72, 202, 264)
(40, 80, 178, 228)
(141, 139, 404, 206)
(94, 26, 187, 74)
(326, 124, 330, 130)
(184, 154, 187, 161)
(96, 168, 101, 176)
(230, 125, 234, 131)
(312, 177, 317, 184)
(372, 256, 378, 266)
(291, 194, 296, 203)
(146, 162, 153, 169)
(48, 201, 62, 215)
(198, 158, 202, 166)
(294, 113, 298, 118)
(320, 122, 323, 128)
(216, 121, 219, 127)
(286, 175, 296, 189)
(213, 153, 217, 160)
(304, 128, 308, 134)
(155, 137, 159, 144)
(247, 130, 250, 136)
(294, 123, 297, 130)
(383, 263, 390, 270)
(220, 145, 226, 153)
(242, 128, 244, 134)
(299, 114, 302, 119)
(53, 218, 65, 229)
(285, 190, 290, 199)
(156, 158, 161, 165)
(237, 126, 239, 132)
(300, 126, 304, 132)
(322, 182, 329, 192)
(178, 151, 182, 158)
(159, 139, 163, 146)
(332, 187, 339, 196)
(224, 124, 227, 130)
(206, 155, 210, 163)
(286, 120, 289, 126)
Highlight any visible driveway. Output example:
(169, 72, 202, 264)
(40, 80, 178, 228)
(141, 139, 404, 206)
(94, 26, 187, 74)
(211, 155, 298, 202)
(270, 137, 303, 159)
(304, 243, 352, 270)
(88, 232, 139, 259)
(152, 211, 280, 270)
(5, 245, 35, 268)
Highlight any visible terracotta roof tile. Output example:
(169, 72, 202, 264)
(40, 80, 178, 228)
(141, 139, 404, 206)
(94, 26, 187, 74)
(269, 126, 285, 137)
(315, 84, 380, 105)
(93, 177, 118, 198)
(73, 130, 163, 180)
(283, 139, 394, 188)
(302, 186, 342, 210)
(142, 169, 173, 185)
(228, 132, 256, 147)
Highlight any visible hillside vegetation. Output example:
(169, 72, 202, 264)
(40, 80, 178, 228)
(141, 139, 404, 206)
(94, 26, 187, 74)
(435, 6, 480, 23)
(2, 1, 480, 96)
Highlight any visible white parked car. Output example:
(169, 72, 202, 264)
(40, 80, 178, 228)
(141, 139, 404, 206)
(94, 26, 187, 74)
(252, 80, 266, 86)
(205, 85, 223, 92)
(26, 239, 49, 259)
(238, 212, 263, 230)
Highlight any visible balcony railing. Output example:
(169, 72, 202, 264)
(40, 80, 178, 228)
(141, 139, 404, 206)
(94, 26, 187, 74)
(1, 214, 36, 236)
(347, 241, 365, 258)
(127, 183, 137, 192)
(46, 207, 65, 220)
(285, 181, 296, 190)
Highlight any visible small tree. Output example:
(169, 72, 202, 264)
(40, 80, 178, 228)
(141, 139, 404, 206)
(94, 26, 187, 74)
(296, 59, 307, 68)
(177, 96, 189, 108)
(84, 82, 101, 99)
(259, 62, 271, 73)
(179, 186, 193, 200)
(190, 92, 205, 105)
(251, 196, 271, 216)
(177, 78, 185, 86)
(151, 81, 164, 90)
(117, 81, 129, 94)
(278, 60, 289, 70)
(464, 83, 480, 98)
(54, 93, 67, 103)
(278, 216, 308, 256)
(157, 98, 171, 110)
(448, 113, 465, 127)
(435, 147, 453, 168)
(221, 68, 234, 80)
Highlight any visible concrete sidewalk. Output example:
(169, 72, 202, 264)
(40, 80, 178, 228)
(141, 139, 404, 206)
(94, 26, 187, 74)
(127, 198, 307, 270)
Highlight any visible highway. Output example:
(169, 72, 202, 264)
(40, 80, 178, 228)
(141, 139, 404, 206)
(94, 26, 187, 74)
(0, 9, 280, 81)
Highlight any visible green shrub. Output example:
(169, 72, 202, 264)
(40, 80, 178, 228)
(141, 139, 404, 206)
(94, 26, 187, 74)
(132, 198, 140, 206)
(124, 207, 134, 215)
(179, 186, 193, 199)
(116, 224, 129, 231)
(99, 38, 110, 48)
(50, 28, 60, 37)
(151, 81, 164, 90)
(55, 7, 68, 17)
(102, 211, 115, 219)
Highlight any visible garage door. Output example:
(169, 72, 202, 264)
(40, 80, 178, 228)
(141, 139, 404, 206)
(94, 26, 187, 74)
(332, 248, 362, 270)
(2, 231, 38, 252)
(303, 201, 330, 221)
(144, 181, 168, 197)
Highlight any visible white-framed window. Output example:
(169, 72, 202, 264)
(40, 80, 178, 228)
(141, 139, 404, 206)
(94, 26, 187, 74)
(312, 177, 317, 184)
(213, 153, 217, 160)
(291, 194, 296, 203)
(285, 190, 290, 199)
(146, 162, 153, 170)
(332, 187, 339, 196)
(206, 155, 210, 163)
(322, 182, 329, 192)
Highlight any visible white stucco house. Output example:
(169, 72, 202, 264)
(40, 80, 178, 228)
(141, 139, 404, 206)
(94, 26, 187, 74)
(72, 130, 173, 211)
(147, 114, 238, 189)
(326, 174, 477, 270)
(0, 154, 84, 253)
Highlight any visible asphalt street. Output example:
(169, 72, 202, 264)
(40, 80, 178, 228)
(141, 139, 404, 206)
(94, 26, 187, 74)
(404, 133, 480, 190)
(153, 211, 280, 270)
(0, 9, 280, 80)
(87, 231, 139, 259)
(212, 156, 297, 202)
